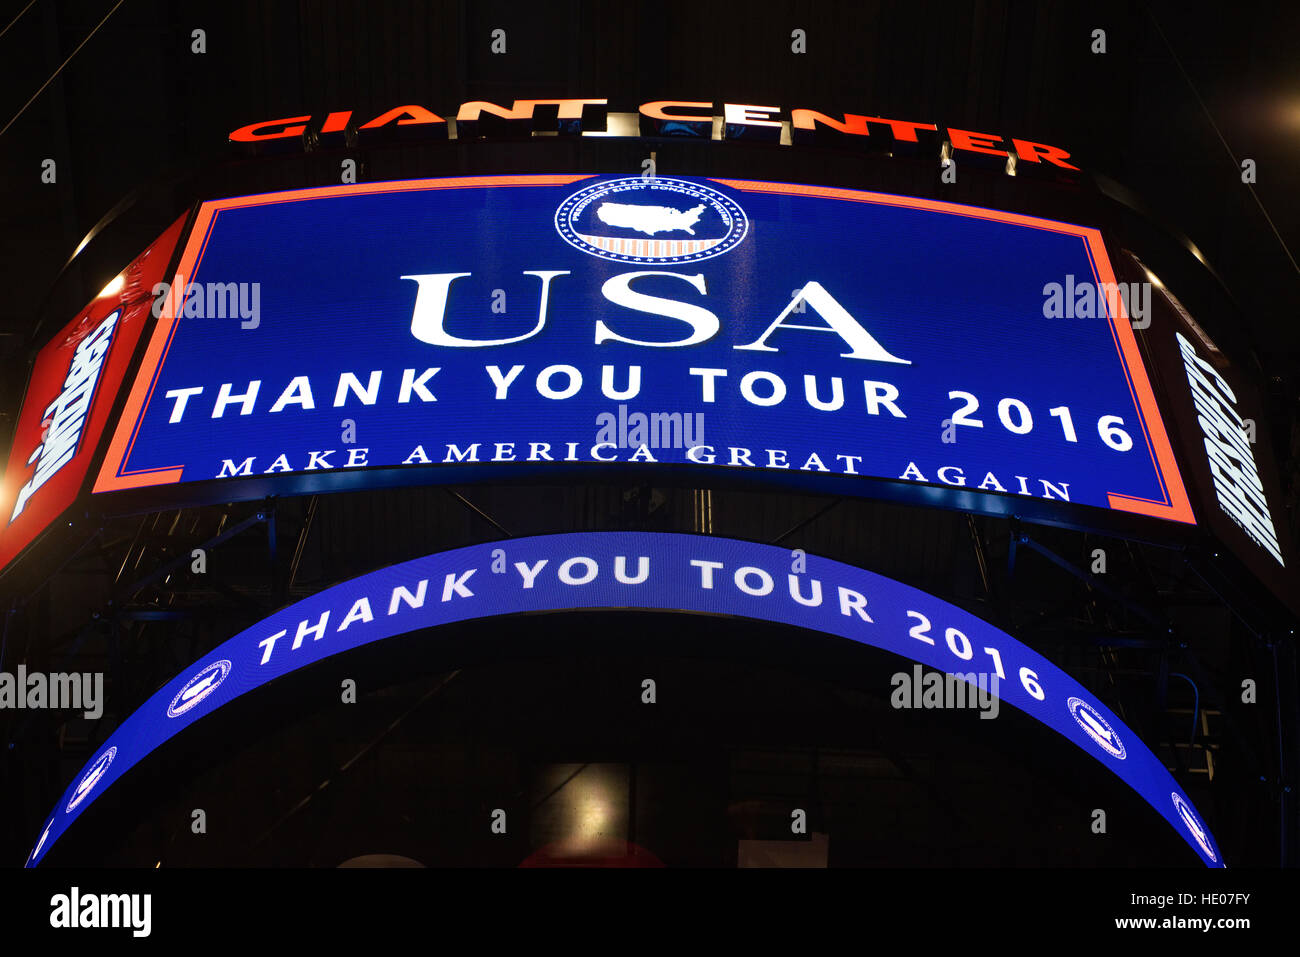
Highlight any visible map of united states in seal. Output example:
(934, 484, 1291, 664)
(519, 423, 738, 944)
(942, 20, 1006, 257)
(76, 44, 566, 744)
(578, 200, 721, 256)
(557, 176, 748, 263)
(596, 201, 707, 235)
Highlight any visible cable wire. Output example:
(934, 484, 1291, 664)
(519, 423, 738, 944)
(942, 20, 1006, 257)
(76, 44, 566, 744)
(1144, 4, 1300, 277)
(0, 0, 39, 42)
(0, 0, 128, 139)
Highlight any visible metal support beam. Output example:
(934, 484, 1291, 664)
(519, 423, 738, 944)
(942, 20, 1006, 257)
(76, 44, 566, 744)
(1015, 532, 1167, 631)
(966, 514, 993, 600)
(118, 511, 264, 600)
(1181, 552, 1267, 643)
(772, 498, 842, 546)
(445, 488, 512, 537)
(1272, 641, 1293, 866)
(288, 496, 319, 592)
(262, 502, 283, 606)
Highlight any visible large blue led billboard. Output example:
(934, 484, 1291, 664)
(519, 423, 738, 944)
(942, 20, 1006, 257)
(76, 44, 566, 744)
(27, 532, 1221, 866)
(95, 175, 1193, 526)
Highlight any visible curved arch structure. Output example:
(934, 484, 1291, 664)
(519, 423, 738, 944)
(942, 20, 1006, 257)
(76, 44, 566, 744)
(27, 532, 1223, 867)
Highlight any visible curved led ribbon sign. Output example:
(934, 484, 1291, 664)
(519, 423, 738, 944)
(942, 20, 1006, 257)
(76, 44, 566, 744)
(27, 532, 1223, 866)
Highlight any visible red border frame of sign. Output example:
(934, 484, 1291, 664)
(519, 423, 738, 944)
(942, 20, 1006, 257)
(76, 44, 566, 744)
(93, 175, 1195, 526)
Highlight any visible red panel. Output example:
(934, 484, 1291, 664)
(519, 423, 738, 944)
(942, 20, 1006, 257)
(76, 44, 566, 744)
(0, 214, 188, 573)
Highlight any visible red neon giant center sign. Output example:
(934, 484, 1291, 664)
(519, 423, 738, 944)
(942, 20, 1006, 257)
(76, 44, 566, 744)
(229, 98, 1078, 172)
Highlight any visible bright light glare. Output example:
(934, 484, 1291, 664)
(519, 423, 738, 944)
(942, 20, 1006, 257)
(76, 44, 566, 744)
(98, 274, 125, 298)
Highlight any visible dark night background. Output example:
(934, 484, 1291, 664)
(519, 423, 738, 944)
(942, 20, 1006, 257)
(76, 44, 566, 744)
(2, 0, 1299, 412)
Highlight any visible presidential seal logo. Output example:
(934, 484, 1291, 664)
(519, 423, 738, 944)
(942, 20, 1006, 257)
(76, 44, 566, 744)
(66, 746, 116, 813)
(1171, 792, 1217, 862)
(1067, 695, 1127, 760)
(167, 659, 232, 718)
(555, 176, 748, 264)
